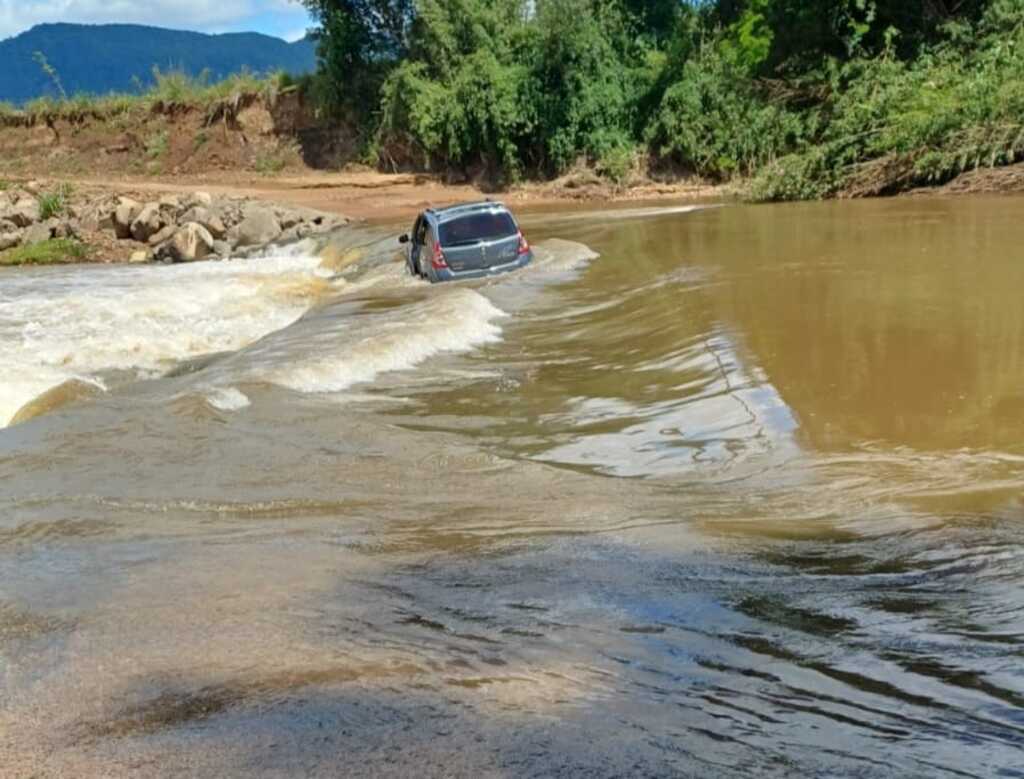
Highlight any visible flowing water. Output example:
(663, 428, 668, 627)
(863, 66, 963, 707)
(1, 197, 1022, 777)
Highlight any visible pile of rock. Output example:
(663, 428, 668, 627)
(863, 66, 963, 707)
(93, 192, 349, 262)
(1, 183, 350, 263)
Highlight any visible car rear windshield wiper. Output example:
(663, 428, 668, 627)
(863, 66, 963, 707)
(445, 239, 485, 247)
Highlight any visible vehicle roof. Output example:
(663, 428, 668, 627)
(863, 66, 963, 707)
(426, 200, 511, 223)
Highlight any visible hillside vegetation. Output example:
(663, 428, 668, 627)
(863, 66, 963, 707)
(297, 0, 1024, 200)
(0, 24, 315, 104)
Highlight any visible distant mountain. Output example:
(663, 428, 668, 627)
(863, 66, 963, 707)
(0, 23, 317, 104)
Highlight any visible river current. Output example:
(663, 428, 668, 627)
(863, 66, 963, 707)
(1, 197, 1022, 777)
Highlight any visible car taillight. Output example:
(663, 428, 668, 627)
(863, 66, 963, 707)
(431, 241, 448, 269)
(517, 231, 530, 255)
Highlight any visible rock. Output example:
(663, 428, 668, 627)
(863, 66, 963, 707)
(191, 191, 213, 206)
(0, 230, 22, 251)
(163, 222, 215, 262)
(159, 194, 181, 211)
(276, 208, 302, 231)
(129, 250, 150, 263)
(277, 224, 310, 245)
(52, 219, 76, 239)
(229, 206, 281, 248)
(147, 224, 177, 246)
(130, 203, 165, 242)
(0, 218, 18, 233)
(212, 240, 232, 258)
(179, 206, 226, 240)
(6, 198, 41, 228)
(79, 197, 118, 232)
(216, 201, 244, 228)
(113, 198, 142, 239)
(23, 221, 55, 244)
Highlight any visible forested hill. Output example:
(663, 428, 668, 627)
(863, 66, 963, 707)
(0, 24, 316, 103)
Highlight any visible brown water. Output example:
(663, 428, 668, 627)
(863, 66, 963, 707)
(1, 197, 1023, 777)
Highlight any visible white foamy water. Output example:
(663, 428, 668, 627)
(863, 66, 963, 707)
(204, 387, 252, 411)
(0, 249, 328, 426)
(216, 287, 507, 396)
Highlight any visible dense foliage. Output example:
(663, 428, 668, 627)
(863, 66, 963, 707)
(5, 2, 1011, 200)
(300, 0, 1024, 197)
(0, 24, 316, 104)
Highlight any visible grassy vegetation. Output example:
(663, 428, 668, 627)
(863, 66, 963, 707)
(254, 152, 288, 175)
(0, 67, 294, 125)
(145, 130, 169, 160)
(0, 239, 89, 266)
(37, 182, 73, 220)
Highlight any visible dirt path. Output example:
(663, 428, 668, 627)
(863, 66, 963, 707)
(62, 169, 726, 225)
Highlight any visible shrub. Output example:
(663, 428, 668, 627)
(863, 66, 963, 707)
(146, 131, 169, 160)
(37, 182, 73, 220)
(646, 45, 805, 179)
(254, 153, 288, 175)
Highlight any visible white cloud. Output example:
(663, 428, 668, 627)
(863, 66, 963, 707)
(282, 27, 309, 42)
(0, 0, 303, 41)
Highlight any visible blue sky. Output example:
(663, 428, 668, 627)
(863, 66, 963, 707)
(0, 1, 316, 42)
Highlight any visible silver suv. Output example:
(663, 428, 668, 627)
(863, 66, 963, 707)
(400, 201, 533, 283)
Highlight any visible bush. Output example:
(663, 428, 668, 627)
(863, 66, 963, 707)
(145, 131, 169, 160)
(37, 183, 73, 220)
(646, 45, 805, 179)
(744, 10, 1024, 200)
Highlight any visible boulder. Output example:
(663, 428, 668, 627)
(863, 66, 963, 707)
(276, 208, 302, 231)
(212, 240, 232, 258)
(179, 206, 226, 239)
(78, 197, 118, 232)
(163, 222, 215, 262)
(191, 191, 214, 206)
(129, 250, 150, 263)
(130, 203, 165, 242)
(229, 207, 281, 248)
(158, 194, 181, 212)
(113, 198, 142, 239)
(0, 218, 18, 234)
(52, 219, 77, 239)
(6, 198, 41, 228)
(0, 230, 22, 251)
(277, 224, 310, 245)
(216, 201, 244, 228)
(23, 221, 55, 244)
(147, 224, 177, 246)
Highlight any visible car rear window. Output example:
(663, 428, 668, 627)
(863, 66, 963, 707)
(438, 211, 518, 247)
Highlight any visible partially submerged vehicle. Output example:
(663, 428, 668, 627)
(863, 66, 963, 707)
(399, 201, 533, 283)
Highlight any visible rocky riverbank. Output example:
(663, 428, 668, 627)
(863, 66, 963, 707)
(0, 181, 351, 265)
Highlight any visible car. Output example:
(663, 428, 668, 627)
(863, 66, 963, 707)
(399, 201, 533, 283)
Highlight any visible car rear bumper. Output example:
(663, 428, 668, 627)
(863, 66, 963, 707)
(428, 252, 533, 283)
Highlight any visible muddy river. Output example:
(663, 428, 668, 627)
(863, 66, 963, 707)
(1, 197, 1022, 777)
